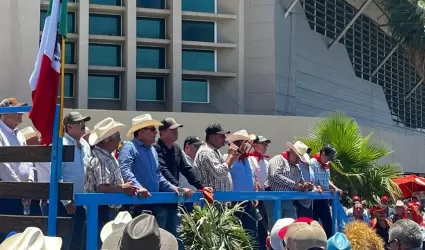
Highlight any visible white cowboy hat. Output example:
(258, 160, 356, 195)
(127, 114, 163, 138)
(20, 126, 38, 141)
(286, 141, 309, 163)
(89, 118, 125, 146)
(226, 130, 254, 143)
(100, 211, 133, 243)
(0, 227, 62, 250)
(83, 126, 91, 136)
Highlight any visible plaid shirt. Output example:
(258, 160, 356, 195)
(265, 154, 304, 191)
(309, 158, 330, 191)
(193, 143, 232, 192)
(85, 146, 124, 193)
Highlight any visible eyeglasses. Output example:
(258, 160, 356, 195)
(143, 127, 156, 132)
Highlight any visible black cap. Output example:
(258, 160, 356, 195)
(205, 123, 230, 135)
(183, 136, 202, 147)
(321, 144, 336, 161)
(159, 118, 183, 131)
(63, 111, 91, 125)
(253, 135, 271, 144)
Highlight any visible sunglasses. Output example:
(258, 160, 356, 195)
(143, 127, 156, 132)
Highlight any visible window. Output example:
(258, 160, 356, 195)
(65, 43, 75, 64)
(90, 0, 121, 5)
(40, 11, 76, 33)
(57, 73, 74, 98)
(182, 79, 209, 103)
(136, 77, 164, 101)
(182, 21, 215, 42)
(182, 0, 215, 13)
(89, 14, 121, 36)
(137, 0, 165, 9)
(88, 75, 120, 99)
(89, 44, 121, 66)
(182, 49, 215, 71)
(136, 47, 165, 69)
(136, 17, 166, 39)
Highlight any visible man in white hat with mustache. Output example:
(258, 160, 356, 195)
(118, 114, 180, 218)
(84, 117, 135, 248)
(264, 141, 315, 227)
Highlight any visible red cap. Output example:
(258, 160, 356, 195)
(381, 196, 389, 201)
(352, 196, 361, 201)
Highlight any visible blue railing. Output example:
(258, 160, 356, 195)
(75, 191, 346, 249)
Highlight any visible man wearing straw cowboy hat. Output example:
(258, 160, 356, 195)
(118, 114, 182, 218)
(84, 117, 135, 247)
(264, 141, 315, 228)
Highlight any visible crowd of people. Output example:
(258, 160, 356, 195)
(0, 96, 424, 250)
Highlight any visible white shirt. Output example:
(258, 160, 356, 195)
(0, 120, 34, 182)
(34, 162, 51, 182)
(179, 152, 197, 191)
(247, 155, 269, 190)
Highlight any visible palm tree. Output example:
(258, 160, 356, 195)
(179, 200, 256, 250)
(380, 0, 425, 78)
(296, 111, 402, 204)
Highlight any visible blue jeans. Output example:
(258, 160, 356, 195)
(265, 200, 297, 231)
(57, 203, 86, 250)
(156, 207, 182, 249)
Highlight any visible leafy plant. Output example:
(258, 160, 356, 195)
(179, 200, 256, 250)
(296, 111, 402, 204)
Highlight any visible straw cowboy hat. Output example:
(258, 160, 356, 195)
(100, 211, 133, 243)
(226, 130, 256, 144)
(83, 126, 91, 136)
(89, 117, 125, 146)
(286, 141, 310, 163)
(0, 227, 62, 250)
(20, 126, 38, 141)
(101, 213, 178, 250)
(127, 114, 163, 138)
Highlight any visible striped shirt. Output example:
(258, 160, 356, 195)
(193, 143, 232, 192)
(309, 158, 330, 191)
(265, 154, 304, 191)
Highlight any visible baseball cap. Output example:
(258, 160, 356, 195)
(63, 111, 91, 124)
(0, 97, 27, 114)
(352, 196, 361, 202)
(159, 118, 183, 130)
(381, 196, 389, 202)
(253, 135, 271, 144)
(270, 218, 295, 250)
(327, 232, 351, 250)
(284, 217, 327, 250)
(205, 123, 230, 135)
(395, 200, 404, 207)
(184, 136, 202, 147)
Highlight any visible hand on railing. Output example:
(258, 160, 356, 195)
(134, 187, 151, 198)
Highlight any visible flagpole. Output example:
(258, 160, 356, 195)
(59, 36, 65, 136)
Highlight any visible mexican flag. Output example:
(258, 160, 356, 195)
(29, 0, 67, 145)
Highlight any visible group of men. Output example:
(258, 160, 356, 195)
(0, 96, 342, 250)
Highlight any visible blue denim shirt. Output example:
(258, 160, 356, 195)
(229, 158, 255, 191)
(118, 139, 175, 192)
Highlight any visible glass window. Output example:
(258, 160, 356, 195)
(65, 43, 75, 64)
(136, 77, 164, 101)
(182, 49, 215, 71)
(90, 0, 121, 5)
(182, 21, 215, 42)
(89, 14, 121, 36)
(137, 0, 165, 9)
(136, 17, 166, 39)
(136, 47, 165, 69)
(89, 44, 121, 66)
(57, 73, 74, 97)
(182, 79, 209, 103)
(182, 0, 215, 13)
(40, 11, 75, 33)
(88, 75, 120, 99)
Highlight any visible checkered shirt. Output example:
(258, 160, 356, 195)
(193, 143, 233, 192)
(85, 146, 124, 193)
(309, 158, 330, 190)
(265, 154, 304, 191)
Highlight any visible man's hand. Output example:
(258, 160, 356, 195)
(228, 143, 240, 156)
(203, 187, 213, 193)
(255, 182, 261, 191)
(295, 183, 305, 191)
(331, 188, 343, 197)
(121, 182, 134, 196)
(136, 187, 152, 198)
(65, 201, 76, 215)
(314, 186, 323, 193)
(181, 188, 193, 198)
(304, 182, 314, 191)
(238, 141, 251, 154)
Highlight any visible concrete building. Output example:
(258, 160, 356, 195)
(2, 0, 425, 172)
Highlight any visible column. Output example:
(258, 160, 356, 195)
(76, 0, 89, 109)
(124, 0, 137, 111)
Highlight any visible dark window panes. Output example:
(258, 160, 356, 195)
(40, 11, 75, 33)
(89, 44, 121, 66)
(136, 47, 165, 69)
(182, 0, 215, 13)
(57, 73, 74, 97)
(182, 79, 208, 102)
(89, 14, 121, 36)
(137, 0, 165, 9)
(65, 43, 75, 64)
(88, 75, 120, 99)
(182, 49, 215, 71)
(136, 77, 164, 101)
(90, 0, 121, 5)
(182, 21, 215, 42)
(136, 17, 165, 39)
